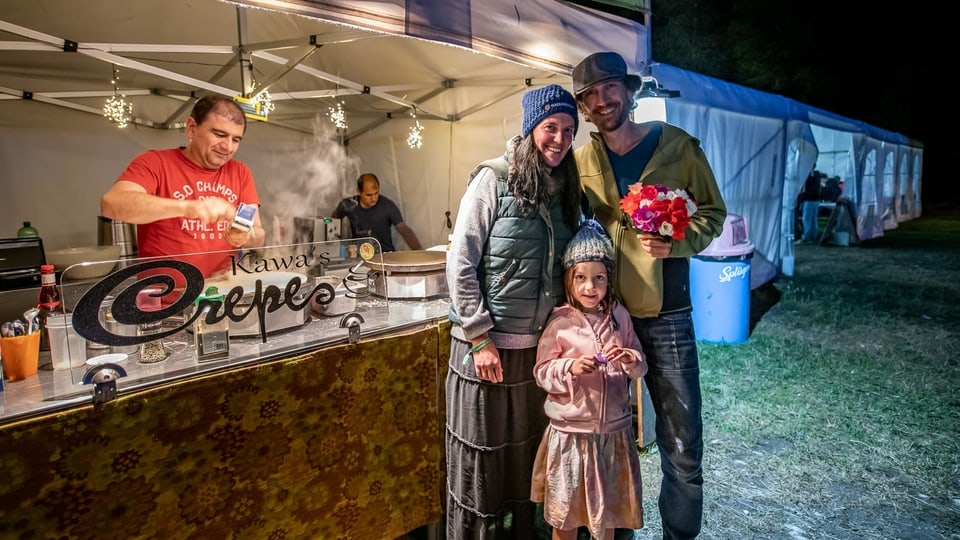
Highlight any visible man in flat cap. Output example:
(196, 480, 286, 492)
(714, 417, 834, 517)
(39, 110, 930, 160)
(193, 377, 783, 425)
(572, 51, 727, 540)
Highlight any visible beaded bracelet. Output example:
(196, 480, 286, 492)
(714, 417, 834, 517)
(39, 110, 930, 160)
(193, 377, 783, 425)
(462, 337, 492, 364)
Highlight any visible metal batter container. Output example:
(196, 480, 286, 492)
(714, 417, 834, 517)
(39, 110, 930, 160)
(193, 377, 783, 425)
(364, 250, 448, 300)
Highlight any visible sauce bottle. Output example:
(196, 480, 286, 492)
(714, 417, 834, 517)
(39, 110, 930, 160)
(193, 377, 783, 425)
(37, 264, 69, 351)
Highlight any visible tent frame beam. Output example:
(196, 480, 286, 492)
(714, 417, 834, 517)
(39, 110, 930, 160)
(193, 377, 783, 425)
(0, 7, 567, 135)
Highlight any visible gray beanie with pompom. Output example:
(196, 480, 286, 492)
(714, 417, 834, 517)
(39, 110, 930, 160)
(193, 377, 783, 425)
(562, 219, 614, 278)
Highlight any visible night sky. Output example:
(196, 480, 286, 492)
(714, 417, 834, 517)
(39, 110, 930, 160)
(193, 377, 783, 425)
(648, 0, 950, 207)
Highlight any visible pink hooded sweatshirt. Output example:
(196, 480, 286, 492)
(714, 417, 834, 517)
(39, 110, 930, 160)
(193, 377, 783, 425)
(534, 302, 647, 433)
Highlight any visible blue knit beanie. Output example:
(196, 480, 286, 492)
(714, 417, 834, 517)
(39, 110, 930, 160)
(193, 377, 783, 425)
(521, 84, 578, 139)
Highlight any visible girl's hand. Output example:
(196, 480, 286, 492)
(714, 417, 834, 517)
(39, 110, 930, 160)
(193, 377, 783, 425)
(569, 354, 601, 376)
(601, 345, 635, 365)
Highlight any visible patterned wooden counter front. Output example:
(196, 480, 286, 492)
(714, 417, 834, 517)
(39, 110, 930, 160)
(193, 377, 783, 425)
(0, 321, 450, 540)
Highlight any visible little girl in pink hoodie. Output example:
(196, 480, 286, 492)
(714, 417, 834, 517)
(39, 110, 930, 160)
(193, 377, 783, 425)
(531, 219, 647, 540)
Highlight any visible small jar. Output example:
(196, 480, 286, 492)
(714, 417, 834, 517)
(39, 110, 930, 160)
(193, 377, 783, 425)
(194, 286, 229, 362)
(136, 289, 167, 364)
(98, 296, 138, 354)
(88, 298, 113, 352)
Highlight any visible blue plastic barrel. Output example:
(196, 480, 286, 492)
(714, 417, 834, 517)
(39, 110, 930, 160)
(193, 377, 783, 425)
(690, 214, 753, 344)
(690, 253, 752, 344)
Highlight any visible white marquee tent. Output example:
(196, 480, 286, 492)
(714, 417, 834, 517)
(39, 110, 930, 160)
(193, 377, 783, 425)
(650, 63, 924, 285)
(0, 0, 922, 288)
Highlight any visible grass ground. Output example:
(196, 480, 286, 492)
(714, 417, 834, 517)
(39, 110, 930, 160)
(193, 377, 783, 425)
(634, 208, 960, 539)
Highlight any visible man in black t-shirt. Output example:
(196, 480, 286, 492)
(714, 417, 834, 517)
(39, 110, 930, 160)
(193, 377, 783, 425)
(331, 173, 422, 252)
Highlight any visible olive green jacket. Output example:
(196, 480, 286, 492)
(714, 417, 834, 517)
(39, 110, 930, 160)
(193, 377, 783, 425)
(574, 122, 727, 318)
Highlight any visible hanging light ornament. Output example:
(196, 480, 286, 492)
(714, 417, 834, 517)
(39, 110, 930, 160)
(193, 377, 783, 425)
(253, 89, 275, 117)
(328, 100, 347, 130)
(248, 70, 275, 117)
(102, 64, 133, 128)
(407, 109, 424, 149)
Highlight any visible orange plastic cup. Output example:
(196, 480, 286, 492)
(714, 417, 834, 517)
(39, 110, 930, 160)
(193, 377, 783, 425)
(1, 331, 41, 381)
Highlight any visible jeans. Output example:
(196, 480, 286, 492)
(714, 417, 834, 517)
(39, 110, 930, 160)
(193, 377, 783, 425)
(632, 312, 703, 540)
(801, 200, 820, 242)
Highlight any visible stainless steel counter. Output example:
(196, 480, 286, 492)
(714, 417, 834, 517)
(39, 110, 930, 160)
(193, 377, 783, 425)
(0, 295, 450, 423)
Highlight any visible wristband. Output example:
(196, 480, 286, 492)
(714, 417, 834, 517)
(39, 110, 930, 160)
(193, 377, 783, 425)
(462, 337, 492, 364)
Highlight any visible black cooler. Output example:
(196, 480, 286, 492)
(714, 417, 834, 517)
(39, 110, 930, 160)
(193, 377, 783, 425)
(0, 237, 45, 291)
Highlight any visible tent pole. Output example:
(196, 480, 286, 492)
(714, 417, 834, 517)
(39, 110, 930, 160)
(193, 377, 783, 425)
(642, 0, 653, 76)
(237, 7, 254, 97)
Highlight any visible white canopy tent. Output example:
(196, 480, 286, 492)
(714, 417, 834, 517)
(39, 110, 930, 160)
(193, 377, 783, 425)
(0, 0, 647, 251)
(0, 0, 922, 288)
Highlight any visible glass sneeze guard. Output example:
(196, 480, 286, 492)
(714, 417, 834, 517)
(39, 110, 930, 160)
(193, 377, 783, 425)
(2, 238, 416, 414)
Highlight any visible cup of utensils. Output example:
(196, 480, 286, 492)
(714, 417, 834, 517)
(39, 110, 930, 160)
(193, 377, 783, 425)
(2, 307, 39, 337)
(1, 308, 42, 381)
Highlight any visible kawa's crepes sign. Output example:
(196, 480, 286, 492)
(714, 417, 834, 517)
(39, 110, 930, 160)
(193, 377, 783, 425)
(72, 248, 374, 346)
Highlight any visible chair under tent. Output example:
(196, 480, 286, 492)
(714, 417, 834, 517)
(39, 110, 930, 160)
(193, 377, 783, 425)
(819, 198, 860, 246)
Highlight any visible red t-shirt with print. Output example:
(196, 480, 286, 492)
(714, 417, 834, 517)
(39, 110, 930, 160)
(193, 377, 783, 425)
(116, 148, 260, 278)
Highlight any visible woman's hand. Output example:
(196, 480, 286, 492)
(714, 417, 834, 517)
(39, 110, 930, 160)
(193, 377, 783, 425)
(472, 342, 503, 383)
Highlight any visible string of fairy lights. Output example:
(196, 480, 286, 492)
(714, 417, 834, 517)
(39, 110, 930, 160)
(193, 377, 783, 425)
(406, 109, 424, 149)
(328, 98, 424, 149)
(327, 100, 347, 130)
(101, 65, 422, 147)
(252, 90, 276, 117)
(102, 64, 133, 128)
(246, 70, 276, 118)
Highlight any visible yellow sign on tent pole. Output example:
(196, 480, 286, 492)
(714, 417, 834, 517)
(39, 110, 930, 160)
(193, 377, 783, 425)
(232, 95, 268, 122)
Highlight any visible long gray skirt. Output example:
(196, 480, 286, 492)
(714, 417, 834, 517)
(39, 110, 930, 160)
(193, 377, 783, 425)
(445, 337, 548, 540)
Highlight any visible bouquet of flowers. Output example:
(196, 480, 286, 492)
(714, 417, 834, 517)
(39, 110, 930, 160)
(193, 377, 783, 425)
(619, 183, 698, 240)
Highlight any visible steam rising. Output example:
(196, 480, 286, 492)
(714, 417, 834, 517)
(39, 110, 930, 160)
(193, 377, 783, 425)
(256, 117, 360, 246)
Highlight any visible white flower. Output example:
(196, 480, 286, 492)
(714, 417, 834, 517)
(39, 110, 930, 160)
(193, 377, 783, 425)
(659, 221, 675, 237)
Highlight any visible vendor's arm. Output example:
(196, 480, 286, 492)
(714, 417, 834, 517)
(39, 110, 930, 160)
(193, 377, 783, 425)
(101, 180, 236, 225)
(395, 222, 423, 250)
(101, 181, 265, 249)
(330, 198, 349, 220)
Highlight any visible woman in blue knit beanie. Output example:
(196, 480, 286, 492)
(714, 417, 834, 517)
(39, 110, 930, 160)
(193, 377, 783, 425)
(445, 83, 582, 539)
